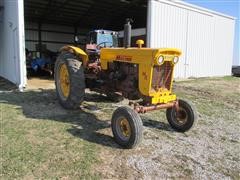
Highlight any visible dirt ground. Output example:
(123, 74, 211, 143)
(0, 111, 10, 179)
(1, 76, 240, 179)
(91, 77, 240, 179)
(27, 77, 55, 90)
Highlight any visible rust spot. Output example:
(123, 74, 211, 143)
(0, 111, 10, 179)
(142, 72, 148, 80)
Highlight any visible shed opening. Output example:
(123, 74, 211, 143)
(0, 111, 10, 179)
(24, 0, 148, 87)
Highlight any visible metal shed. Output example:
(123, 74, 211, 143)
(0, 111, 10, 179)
(147, 0, 235, 78)
(0, 0, 236, 90)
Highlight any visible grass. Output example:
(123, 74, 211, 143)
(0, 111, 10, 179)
(0, 91, 99, 179)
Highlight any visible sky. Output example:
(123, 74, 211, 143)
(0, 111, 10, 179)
(184, 0, 240, 65)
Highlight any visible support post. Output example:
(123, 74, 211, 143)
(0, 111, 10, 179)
(74, 26, 78, 45)
(38, 22, 42, 58)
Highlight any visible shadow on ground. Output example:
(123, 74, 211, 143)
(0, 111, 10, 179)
(0, 88, 122, 148)
(0, 78, 172, 148)
(142, 117, 173, 132)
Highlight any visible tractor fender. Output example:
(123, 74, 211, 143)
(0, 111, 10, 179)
(59, 45, 88, 66)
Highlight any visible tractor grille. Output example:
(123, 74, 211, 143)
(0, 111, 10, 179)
(151, 62, 173, 91)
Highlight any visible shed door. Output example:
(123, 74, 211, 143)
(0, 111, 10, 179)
(0, 8, 3, 75)
(0, 0, 26, 89)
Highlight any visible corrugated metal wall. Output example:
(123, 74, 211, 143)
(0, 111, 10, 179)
(25, 23, 86, 52)
(25, 22, 73, 52)
(148, 0, 235, 78)
(213, 16, 235, 76)
(186, 11, 215, 78)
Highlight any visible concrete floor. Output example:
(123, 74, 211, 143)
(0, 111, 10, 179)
(0, 76, 54, 92)
(27, 77, 55, 90)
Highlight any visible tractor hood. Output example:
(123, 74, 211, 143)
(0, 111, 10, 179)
(100, 48, 182, 70)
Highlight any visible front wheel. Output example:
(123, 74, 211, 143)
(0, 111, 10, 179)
(111, 106, 143, 148)
(166, 99, 198, 132)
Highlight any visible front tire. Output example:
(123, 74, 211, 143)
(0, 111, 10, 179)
(111, 106, 143, 148)
(166, 99, 198, 132)
(54, 52, 85, 109)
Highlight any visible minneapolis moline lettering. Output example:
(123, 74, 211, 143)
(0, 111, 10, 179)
(116, 55, 132, 61)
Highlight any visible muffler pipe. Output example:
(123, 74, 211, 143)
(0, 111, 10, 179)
(123, 18, 133, 48)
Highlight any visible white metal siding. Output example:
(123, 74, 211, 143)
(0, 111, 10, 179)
(0, 3, 3, 76)
(0, 0, 26, 89)
(148, 0, 188, 78)
(186, 11, 215, 78)
(0, 0, 17, 83)
(148, 0, 235, 78)
(213, 16, 235, 76)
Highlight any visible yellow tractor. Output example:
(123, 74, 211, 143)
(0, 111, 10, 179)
(54, 20, 198, 148)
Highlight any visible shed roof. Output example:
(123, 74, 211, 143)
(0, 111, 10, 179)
(24, 0, 148, 30)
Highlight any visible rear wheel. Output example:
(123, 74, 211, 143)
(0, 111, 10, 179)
(111, 106, 143, 148)
(166, 99, 198, 132)
(54, 52, 85, 109)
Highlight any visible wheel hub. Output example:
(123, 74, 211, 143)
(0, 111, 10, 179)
(176, 107, 188, 124)
(59, 64, 70, 98)
(120, 118, 131, 138)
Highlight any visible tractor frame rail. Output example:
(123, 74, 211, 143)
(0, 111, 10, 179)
(130, 100, 179, 113)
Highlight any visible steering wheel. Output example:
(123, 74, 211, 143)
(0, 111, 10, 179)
(96, 41, 113, 49)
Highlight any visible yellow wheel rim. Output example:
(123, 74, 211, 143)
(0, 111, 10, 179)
(120, 118, 131, 138)
(59, 64, 70, 98)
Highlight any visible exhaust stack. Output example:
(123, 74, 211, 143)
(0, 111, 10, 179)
(123, 18, 133, 48)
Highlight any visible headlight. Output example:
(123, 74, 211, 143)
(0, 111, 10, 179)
(158, 56, 164, 65)
(173, 56, 179, 64)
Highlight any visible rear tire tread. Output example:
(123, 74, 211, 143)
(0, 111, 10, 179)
(54, 52, 85, 109)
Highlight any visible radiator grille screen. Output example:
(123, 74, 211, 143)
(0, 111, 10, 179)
(151, 62, 172, 91)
